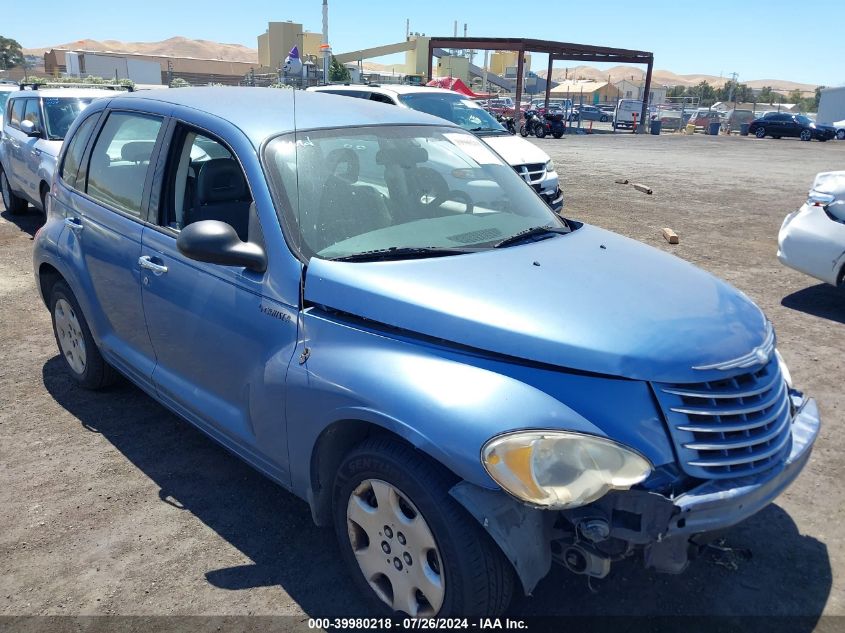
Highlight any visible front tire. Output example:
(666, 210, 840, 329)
(535, 125, 546, 139)
(800, 129, 812, 141)
(519, 124, 528, 138)
(333, 438, 514, 618)
(836, 129, 845, 141)
(50, 281, 116, 390)
(1, 167, 28, 215)
(755, 127, 766, 138)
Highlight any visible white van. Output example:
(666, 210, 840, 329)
(613, 99, 644, 130)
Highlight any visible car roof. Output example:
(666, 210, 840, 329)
(310, 84, 465, 98)
(11, 88, 122, 98)
(110, 87, 456, 146)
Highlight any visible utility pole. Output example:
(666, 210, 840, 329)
(727, 71, 738, 105)
(321, 0, 330, 84)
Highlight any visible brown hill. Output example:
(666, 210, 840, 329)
(540, 65, 817, 94)
(23, 36, 258, 62)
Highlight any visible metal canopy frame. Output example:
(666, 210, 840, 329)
(427, 37, 654, 132)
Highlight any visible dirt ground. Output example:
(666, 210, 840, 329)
(1, 132, 843, 627)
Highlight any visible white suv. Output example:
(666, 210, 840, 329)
(308, 84, 563, 210)
(0, 85, 117, 215)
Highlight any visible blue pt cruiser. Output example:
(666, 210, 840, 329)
(33, 88, 820, 617)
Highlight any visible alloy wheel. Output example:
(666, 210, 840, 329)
(756, 127, 766, 138)
(800, 129, 812, 141)
(346, 478, 445, 616)
(54, 298, 87, 375)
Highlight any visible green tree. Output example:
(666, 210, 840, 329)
(667, 85, 687, 98)
(813, 86, 824, 110)
(170, 77, 191, 88)
(0, 36, 24, 70)
(329, 56, 350, 82)
(694, 81, 717, 106)
(787, 88, 804, 104)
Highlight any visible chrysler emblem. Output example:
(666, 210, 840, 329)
(693, 322, 775, 371)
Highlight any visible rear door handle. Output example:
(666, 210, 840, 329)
(139, 255, 168, 275)
(64, 217, 84, 232)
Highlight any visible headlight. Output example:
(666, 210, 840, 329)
(545, 159, 555, 173)
(775, 349, 793, 389)
(481, 431, 652, 510)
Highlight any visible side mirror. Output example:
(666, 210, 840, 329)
(20, 120, 42, 137)
(176, 220, 267, 273)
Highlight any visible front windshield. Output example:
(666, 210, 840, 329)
(43, 97, 93, 140)
(796, 115, 812, 126)
(263, 125, 564, 261)
(397, 93, 505, 133)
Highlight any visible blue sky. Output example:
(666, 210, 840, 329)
(9, 0, 844, 86)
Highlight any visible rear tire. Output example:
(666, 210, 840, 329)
(552, 131, 563, 139)
(50, 280, 116, 390)
(333, 438, 514, 618)
(535, 125, 546, 139)
(0, 167, 28, 215)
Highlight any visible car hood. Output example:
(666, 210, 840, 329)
(481, 134, 550, 167)
(304, 224, 769, 383)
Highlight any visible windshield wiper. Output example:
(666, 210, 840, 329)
(469, 127, 508, 134)
(328, 246, 479, 262)
(493, 225, 570, 248)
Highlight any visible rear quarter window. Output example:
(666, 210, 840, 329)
(60, 113, 101, 191)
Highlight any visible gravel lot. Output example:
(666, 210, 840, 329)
(1, 132, 843, 627)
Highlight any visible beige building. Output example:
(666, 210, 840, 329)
(257, 21, 323, 69)
(550, 80, 621, 105)
(488, 51, 531, 78)
(435, 55, 470, 82)
(614, 79, 667, 105)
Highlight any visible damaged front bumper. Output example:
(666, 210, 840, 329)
(450, 395, 820, 594)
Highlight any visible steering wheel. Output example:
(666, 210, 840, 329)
(444, 190, 474, 214)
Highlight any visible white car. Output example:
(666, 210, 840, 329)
(833, 119, 845, 141)
(1, 86, 117, 215)
(308, 84, 563, 210)
(778, 171, 845, 287)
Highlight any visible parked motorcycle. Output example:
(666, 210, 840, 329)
(545, 108, 566, 138)
(520, 109, 546, 138)
(496, 113, 517, 135)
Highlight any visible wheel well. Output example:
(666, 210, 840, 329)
(308, 420, 429, 526)
(838, 261, 845, 288)
(38, 263, 63, 307)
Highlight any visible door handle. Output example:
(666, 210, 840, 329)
(138, 255, 168, 275)
(64, 217, 84, 232)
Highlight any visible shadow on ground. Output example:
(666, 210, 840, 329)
(42, 356, 832, 625)
(1, 205, 44, 238)
(782, 283, 845, 325)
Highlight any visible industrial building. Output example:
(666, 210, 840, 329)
(257, 21, 324, 68)
(44, 49, 263, 85)
(550, 80, 620, 105)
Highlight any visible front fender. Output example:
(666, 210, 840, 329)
(285, 309, 608, 503)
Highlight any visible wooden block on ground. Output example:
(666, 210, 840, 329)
(633, 183, 653, 194)
(614, 178, 629, 184)
(662, 228, 679, 244)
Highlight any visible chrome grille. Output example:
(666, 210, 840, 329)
(653, 356, 792, 479)
(513, 163, 546, 185)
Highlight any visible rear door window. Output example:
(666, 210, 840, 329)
(85, 112, 163, 217)
(22, 99, 43, 129)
